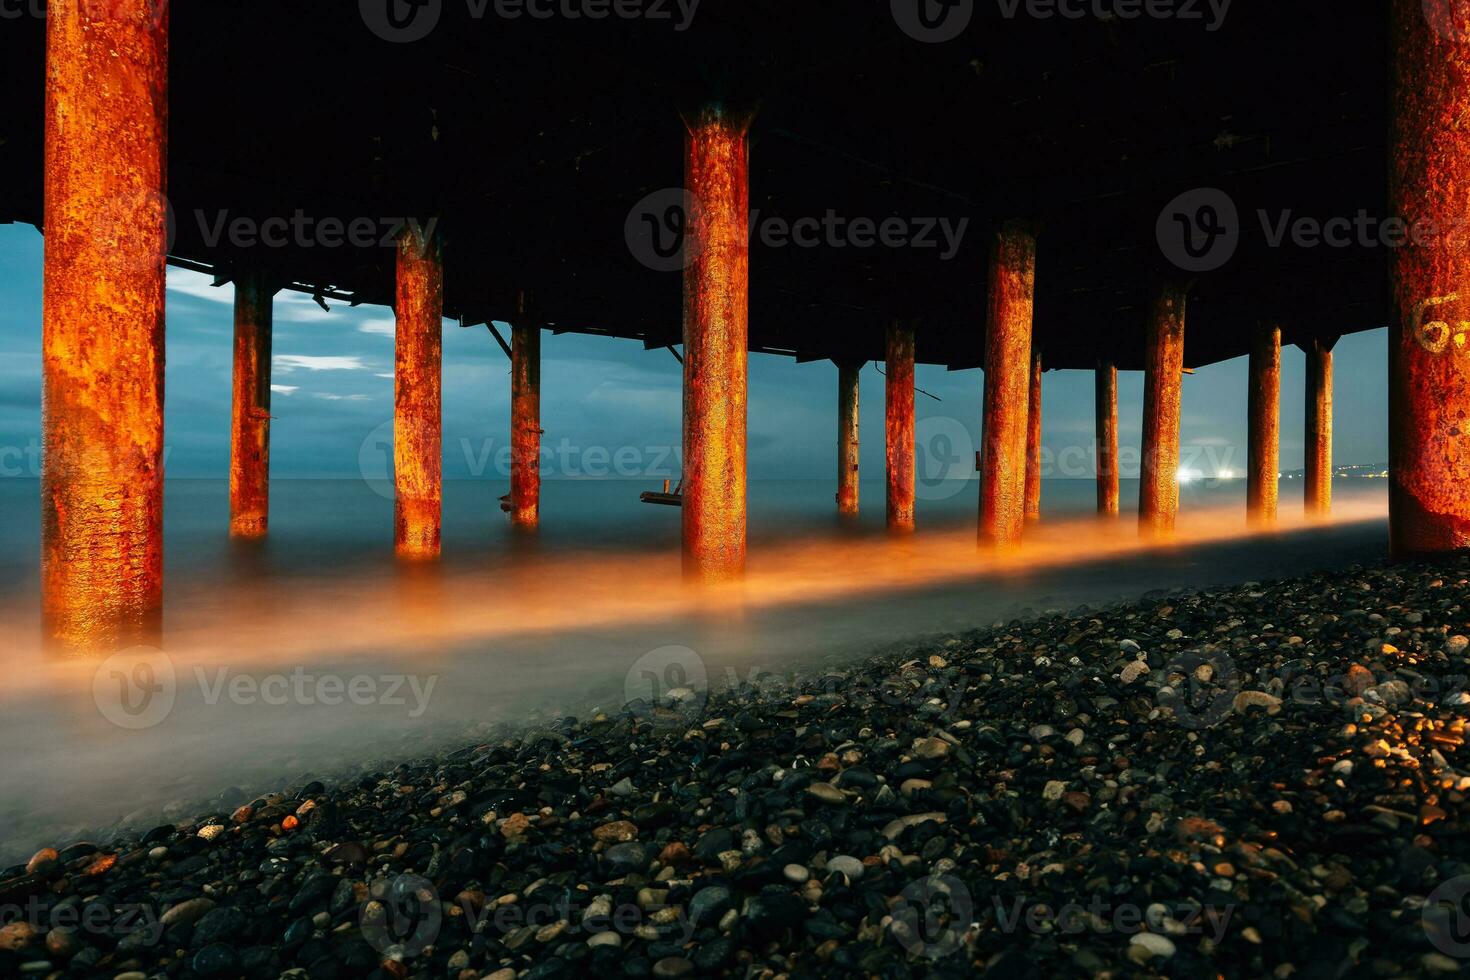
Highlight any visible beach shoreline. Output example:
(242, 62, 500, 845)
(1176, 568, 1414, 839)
(5, 553, 1470, 978)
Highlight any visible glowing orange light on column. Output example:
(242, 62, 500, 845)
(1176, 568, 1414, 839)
(510, 300, 542, 531)
(979, 223, 1037, 550)
(885, 322, 916, 533)
(1304, 337, 1335, 518)
(1247, 323, 1281, 526)
(41, 0, 168, 653)
(230, 270, 274, 539)
(1140, 284, 1187, 538)
(681, 104, 752, 581)
(394, 225, 444, 560)
(1096, 362, 1120, 517)
(1389, 0, 1470, 553)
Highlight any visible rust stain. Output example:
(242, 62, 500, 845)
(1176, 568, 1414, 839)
(1304, 337, 1335, 517)
(1095, 362, 1120, 516)
(1025, 349, 1043, 523)
(681, 105, 752, 580)
(979, 223, 1036, 550)
(885, 322, 916, 532)
(230, 270, 274, 539)
(837, 360, 861, 519)
(510, 308, 541, 531)
(394, 224, 444, 560)
(1140, 283, 1187, 538)
(1389, 0, 1470, 554)
(1247, 323, 1281, 526)
(41, 0, 169, 653)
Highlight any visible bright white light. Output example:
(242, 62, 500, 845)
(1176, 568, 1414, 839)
(1218, 468, 1235, 480)
(1177, 469, 1200, 484)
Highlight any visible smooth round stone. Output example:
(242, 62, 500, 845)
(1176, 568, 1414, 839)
(587, 931, 623, 948)
(652, 956, 694, 978)
(783, 863, 810, 884)
(825, 855, 865, 880)
(1130, 933, 1177, 960)
(807, 783, 846, 805)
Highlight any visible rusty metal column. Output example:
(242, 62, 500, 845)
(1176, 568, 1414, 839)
(510, 293, 541, 531)
(42, 0, 168, 652)
(836, 360, 861, 519)
(1304, 336, 1335, 517)
(682, 104, 751, 579)
(979, 223, 1037, 549)
(1096, 362, 1120, 516)
(885, 322, 916, 532)
(1139, 284, 1187, 537)
(230, 271, 275, 539)
(1390, 0, 1470, 553)
(394, 225, 444, 560)
(1024, 349, 1043, 522)
(1247, 323, 1281, 526)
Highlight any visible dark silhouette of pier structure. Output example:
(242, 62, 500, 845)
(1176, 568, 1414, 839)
(0, 1, 1451, 652)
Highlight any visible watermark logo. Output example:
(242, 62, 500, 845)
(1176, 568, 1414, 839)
(360, 875, 442, 958)
(93, 646, 176, 731)
(624, 645, 708, 730)
(891, 875, 974, 960)
(625, 188, 705, 273)
(1156, 648, 1240, 730)
(1425, 875, 1470, 958)
(892, 0, 974, 43)
(624, 189, 970, 271)
(1157, 187, 1239, 273)
(359, 421, 396, 501)
(916, 416, 976, 501)
(361, 0, 443, 42)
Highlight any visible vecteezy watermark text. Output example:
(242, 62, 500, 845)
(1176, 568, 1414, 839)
(360, 0, 700, 43)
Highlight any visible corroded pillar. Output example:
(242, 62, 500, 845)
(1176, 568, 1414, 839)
(1096, 362, 1120, 516)
(682, 104, 752, 579)
(1304, 336, 1335, 517)
(885, 322, 916, 532)
(42, 0, 168, 652)
(1024, 349, 1043, 522)
(510, 294, 541, 530)
(230, 271, 275, 539)
(837, 360, 861, 519)
(1140, 284, 1187, 537)
(1389, 0, 1470, 553)
(978, 223, 1036, 549)
(1247, 323, 1281, 526)
(394, 224, 444, 560)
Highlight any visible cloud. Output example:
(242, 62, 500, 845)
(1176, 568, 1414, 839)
(270, 385, 299, 396)
(274, 355, 369, 373)
(166, 268, 232, 304)
(358, 319, 395, 336)
(313, 393, 369, 402)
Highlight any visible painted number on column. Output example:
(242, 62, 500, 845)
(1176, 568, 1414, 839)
(1412, 294, 1470, 356)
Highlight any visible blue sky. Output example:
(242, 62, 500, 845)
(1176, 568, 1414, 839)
(0, 223, 1388, 482)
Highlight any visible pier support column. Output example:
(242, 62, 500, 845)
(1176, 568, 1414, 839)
(42, 0, 168, 652)
(1024, 349, 1043, 522)
(681, 104, 751, 579)
(394, 224, 444, 560)
(1140, 284, 1187, 538)
(1303, 336, 1335, 517)
(979, 223, 1037, 549)
(510, 293, 541, 531)
(1096, 362, 1120, 516)
(836, 360, 861, 519)
(1389, 0, 1470, 553)
(1247, 323, 1281, 526)
(885, 322, 916, 532)
(229, 271, 275, 539)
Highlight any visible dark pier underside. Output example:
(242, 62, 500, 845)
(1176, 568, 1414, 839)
(0, 1, 1388, 370)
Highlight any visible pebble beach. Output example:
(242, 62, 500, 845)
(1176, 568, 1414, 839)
(5, 555, 1470, 978)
